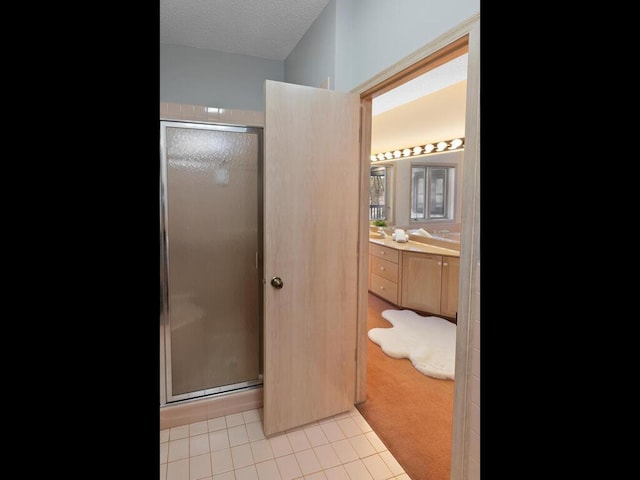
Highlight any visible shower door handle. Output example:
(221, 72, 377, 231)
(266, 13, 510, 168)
(270, 277, 284, 289)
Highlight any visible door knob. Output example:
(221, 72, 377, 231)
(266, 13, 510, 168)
(270, 277, 284, 289)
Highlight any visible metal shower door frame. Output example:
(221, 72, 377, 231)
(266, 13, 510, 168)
(159, 120, 263, 405)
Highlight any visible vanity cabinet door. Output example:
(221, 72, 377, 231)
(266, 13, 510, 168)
(401, 252, 442, 314)
(440, 256, 460, 319)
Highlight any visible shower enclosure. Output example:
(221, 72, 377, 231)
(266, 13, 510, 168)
(160, 120, 263, 405)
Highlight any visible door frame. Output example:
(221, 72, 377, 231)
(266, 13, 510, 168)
(353, 14, 480, 480)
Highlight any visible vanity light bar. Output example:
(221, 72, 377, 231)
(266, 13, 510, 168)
(370, 137, 464, 162)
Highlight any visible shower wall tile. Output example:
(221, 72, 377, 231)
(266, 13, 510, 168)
(193, 105, 207, 121)
(161, 387, 261, 430)
(180, 103, 195, 119)
(206, 107, 220, 122)
(217, 107, 230, 122)
(221, 108, 261, 126)
(220, 107, 246, 124)
(249, 109, 265, 127)
(162, 400, 209, 429)
(166, 102, 182, 118)
(160, 101, 263, 127)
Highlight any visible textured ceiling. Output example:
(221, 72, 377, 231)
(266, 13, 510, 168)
(160, 0, 331, 61)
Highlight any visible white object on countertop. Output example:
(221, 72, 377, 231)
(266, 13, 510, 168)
(415, 228, 433, 238)
(392, 228, 409, 243)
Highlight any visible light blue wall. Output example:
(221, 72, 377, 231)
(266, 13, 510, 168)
(285, 0, 479, 92)
(160, 44, 284, 110)
(284, 0, 337, 88)
(283, 0, 355, 91)
(334, 0, 354, 92)
(349, 0, 479, 89)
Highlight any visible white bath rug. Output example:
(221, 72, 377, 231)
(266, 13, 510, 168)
(368, 309, 456, 380)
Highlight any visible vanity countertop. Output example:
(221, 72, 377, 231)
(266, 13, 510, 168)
(369, 236, 460, 257)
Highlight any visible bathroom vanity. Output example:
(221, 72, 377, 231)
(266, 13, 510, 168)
(368, 235, 460, 320)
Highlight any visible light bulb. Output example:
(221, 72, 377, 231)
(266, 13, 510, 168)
(450, 138, 463, 149)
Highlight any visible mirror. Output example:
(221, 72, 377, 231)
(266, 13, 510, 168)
(368, 54, 467, 241)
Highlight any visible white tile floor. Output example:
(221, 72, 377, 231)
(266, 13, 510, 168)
(160, 406, 412, 480)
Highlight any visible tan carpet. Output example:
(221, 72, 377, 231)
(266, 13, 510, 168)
(356, 293, 454, 480)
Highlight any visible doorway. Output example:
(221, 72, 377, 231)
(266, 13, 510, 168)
(354, 22, 480, 480)
(360, 46, 467, 480)
(356, 33, 469, 399)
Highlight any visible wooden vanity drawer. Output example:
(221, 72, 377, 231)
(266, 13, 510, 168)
(370, 273, 398, 304)
(370, 255, 399, 283)
(370, 244, 399, 264)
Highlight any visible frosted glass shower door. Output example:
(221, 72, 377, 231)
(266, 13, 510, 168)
(160, 121, 262, 403)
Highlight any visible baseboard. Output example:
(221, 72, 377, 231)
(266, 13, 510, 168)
(160, 387, 263, 430)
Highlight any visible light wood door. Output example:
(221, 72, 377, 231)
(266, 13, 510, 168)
(263, 80, 360, 436)
(440, 255, 460, 319)
(401, 252, 443, 314)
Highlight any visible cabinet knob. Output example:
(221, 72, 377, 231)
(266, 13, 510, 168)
(380, 266, 385, 270)
(380, 251, 385, 255)
(379, 286, 385, 290)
